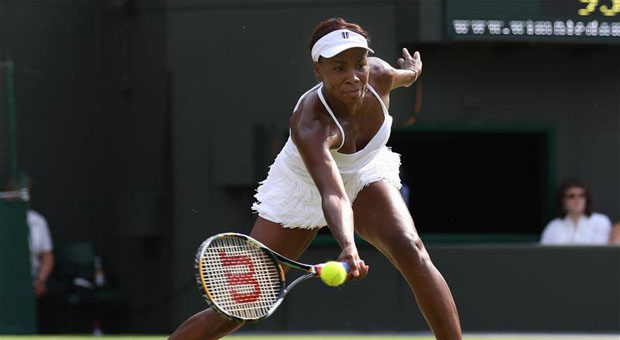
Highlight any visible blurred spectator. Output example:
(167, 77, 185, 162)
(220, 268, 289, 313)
(610, 222, 620, 245)
(540, 178, 611, 245)
(540, 179, 611, 245)
(28, 208, 54, 299)
(6, 176, 62, 333)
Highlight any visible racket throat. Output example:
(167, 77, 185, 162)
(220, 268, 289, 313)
(283, 272, 316, 296)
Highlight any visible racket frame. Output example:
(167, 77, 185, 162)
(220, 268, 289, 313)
(194, 232, 320, 322)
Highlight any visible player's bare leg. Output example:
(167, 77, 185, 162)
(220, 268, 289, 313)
(169, 217, 318, 340)
(168, 308, 243, 340)
(352, 181, 462, 340)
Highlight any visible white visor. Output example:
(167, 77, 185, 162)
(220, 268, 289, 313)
(311, 29, 374, 62)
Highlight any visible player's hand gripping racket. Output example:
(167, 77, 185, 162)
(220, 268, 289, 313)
(195, 232, 350, 322)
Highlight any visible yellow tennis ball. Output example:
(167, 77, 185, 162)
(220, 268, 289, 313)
(319, 261, 347, 287)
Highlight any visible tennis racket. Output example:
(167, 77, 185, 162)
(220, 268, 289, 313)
(194, 232, 350, 322)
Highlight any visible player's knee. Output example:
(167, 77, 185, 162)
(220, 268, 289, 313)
(389, 231, 432, 271)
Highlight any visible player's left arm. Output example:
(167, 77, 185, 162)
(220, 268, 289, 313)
(369, 48, 422, 92)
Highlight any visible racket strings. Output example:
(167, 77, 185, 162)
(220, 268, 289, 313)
(200, 237, 282, 320)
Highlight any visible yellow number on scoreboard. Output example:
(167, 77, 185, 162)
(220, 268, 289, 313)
(578, 0, 598, 16)
(599, 0, 620, 16)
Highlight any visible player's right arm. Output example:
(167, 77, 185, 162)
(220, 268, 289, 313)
(290, 103, 368, 279)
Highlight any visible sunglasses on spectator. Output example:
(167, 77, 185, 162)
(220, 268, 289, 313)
(565, 193, 586, 199)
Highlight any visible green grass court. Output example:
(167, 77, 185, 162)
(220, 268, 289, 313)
(1, 335, 618, 340)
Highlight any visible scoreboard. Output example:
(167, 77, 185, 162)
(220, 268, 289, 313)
(446, 0, 620, 43)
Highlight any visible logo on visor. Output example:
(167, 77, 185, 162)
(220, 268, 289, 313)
(342, 31, 349, 39)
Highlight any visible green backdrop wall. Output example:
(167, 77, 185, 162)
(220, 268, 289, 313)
(0, 201, 36, 334)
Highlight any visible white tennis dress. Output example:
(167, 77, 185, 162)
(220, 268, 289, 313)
(252, 83, 402, 229)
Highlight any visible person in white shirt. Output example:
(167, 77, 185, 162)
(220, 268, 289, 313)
(541, 179, 612, 245)
(4, 177, 60, 333)
(5, 177, 55, 297)
(28, 208, 54, 297)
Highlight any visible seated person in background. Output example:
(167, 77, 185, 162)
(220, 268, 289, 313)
(540, 178, 611, 245)
(28, 208, 54, 299)
(610, 222, 620, 245)
(6, 177, 59, 332)
(5, 177, 55, 293)
(24, 184, 65, 333)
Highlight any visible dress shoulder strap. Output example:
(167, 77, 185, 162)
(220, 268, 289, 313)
(366, 84, 389, 116)
(316, 83, 346, 150)
(293, 83, 322, 112)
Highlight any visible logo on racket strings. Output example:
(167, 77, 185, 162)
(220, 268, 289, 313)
(219, 252, 261, 303)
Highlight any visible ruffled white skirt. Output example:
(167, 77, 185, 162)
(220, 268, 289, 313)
(251, 146, 402, 229)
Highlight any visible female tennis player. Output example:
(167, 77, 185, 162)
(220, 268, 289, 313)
(170, 17, 462, 340)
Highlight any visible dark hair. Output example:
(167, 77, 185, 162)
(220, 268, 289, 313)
(308, 17, 370, 53)
(555, 178, 593, 218)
